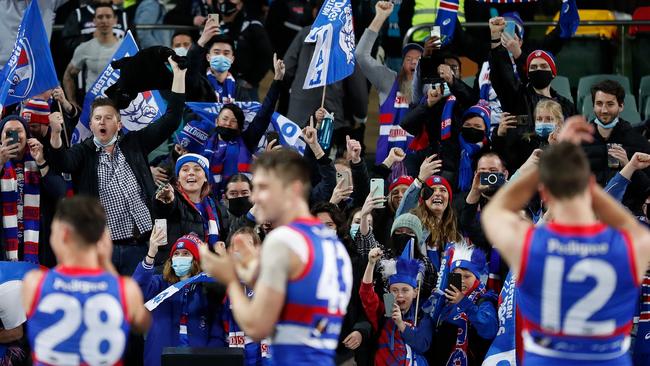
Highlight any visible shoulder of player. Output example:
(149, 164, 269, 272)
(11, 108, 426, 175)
(22, 269, 47, 313)
(263, 226, 311, 262)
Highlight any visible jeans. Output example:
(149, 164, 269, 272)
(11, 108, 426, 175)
(112, 241, 148, 276)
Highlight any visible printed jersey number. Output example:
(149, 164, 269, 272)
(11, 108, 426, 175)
(34, 293, 126, 366)
(541, 256, 616, 336)
(316, 239, 353, 314)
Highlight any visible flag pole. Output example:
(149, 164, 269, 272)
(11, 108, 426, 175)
(414, 277, 422, 327)
(321, 85, 326, 108)
(56, 101, 70, 148)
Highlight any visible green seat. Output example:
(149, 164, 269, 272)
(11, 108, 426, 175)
(577, 74, 632, 112)
(639, 75, 650, 115)
(550, 75, 573, 103)
(582, 94, 642, 126)
(555, 38, 614, 93)
(631, 36, 650, 92)
(643, 98, 650, 121)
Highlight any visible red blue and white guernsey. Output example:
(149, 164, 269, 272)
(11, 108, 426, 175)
(517, 222, 639, 365)
(26, 266, 130, 366)
(266, 218, 353, 366)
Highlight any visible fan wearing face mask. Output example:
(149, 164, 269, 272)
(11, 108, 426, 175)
(221, 173, 257, 234)
(132, 232, 227, 366)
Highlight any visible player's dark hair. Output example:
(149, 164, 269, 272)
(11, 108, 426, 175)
(252, 149, 311, 199)
(539, 142, 591, 199)
(54, 196, 107, 246)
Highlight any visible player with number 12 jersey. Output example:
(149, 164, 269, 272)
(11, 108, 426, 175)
(22, 197, 150, 366)
(481, 136, 650, 366)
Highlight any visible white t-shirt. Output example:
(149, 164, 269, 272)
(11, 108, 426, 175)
(71, 37, 121, 91)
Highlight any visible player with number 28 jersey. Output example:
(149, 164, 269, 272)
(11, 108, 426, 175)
(27, 267, 130, 366)
(517, 223, 638, 364)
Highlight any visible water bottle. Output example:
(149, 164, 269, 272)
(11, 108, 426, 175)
(318, 113, 334, 150)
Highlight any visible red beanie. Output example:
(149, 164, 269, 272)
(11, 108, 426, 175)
(425, 175, 453, 203)
(526, 50, 557, 77)
(169, 234, 202, 261)
(21, 99, 50, 125)
(389, 175, 414, 192)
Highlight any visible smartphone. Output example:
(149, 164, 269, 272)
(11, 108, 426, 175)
(383, 292, 396, 318)
(447, 272, 462, 292)
(607, 143, 622, 169)
(336, 170, 352, 190)
(370, 178, 385, 208)
(265, 131, 280, 145)
(6, 130, 18, 145)
(208, 13, 219, 25)
(504, 21, 517, 39)
(480, 172, 506, 187)
(515, 115, 530, 126)
(430, 25, 441, 40)
(154, 219, 168, 245)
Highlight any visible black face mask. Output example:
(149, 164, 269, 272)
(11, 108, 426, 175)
(461, 127, 485, 144)
(528, 70, 554, 90)
(217, 126, 240, 142)
(218, 0, 238, 16)
(391, 233, 416, 256)
(227, 196, 253, 217)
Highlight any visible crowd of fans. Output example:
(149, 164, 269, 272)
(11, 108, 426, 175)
(1, 0, 650, 365)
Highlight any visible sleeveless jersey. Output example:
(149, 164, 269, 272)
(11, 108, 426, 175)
(27, 266, 130, 366)
(269, 218, 353, 366)
(517, 222, 639, 365)
(376, 79, 413, 164)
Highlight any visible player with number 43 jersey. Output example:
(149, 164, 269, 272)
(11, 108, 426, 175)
(481, 123, 650, 366)
(201, 149, 353, 366)
(22, 197, 151, 366)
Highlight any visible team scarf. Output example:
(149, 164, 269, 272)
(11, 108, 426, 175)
(633, 270, 650, 365)
(440, 95, 456, 141)
(1, 154, 40, 263)
(203, 134, 253, 195)
(486, 249, 502, 292)
(435, 0, 459, 46)
(458, 134, 483, 192)
(177, 188, 220, 245)
(482, 271, 517, 366)
(206, 71, 237, 104)
(423, 242, 454, 323)
(559, 0, 579, 39)
(440, 280, 488, 366)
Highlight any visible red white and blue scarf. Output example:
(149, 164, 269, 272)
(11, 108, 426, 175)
(178, 189, 220, 245)
(1, 155, 40, 263)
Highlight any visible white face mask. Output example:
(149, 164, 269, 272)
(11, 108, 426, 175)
(174, 47, 188, 57)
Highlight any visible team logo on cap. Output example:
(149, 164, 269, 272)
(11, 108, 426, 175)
(177, 243, 185, 249)
(433, 177, 441, 183)
(6, 38, 35, 99)
(535, 51, 542, 57)
(180, 138, 190, 148)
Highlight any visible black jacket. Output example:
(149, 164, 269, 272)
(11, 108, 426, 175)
(50, 93, 185, 214)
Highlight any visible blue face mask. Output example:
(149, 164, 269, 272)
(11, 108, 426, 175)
(534, 122, 555, 138)
(350, 223, 360, 238)
(93, 133, 118, 149)
(594, 116, 619, 130)
(210, 55, 232, 73)
(172, 256, 193, 277)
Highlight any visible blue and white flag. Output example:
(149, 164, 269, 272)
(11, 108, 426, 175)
(145, 272, 215, 311)
(482, 271, 517, 366)
(559, 0, 579, 39)
(0, 0, 58, 113)
(186, 101, 306, 155)
(303, 0, 356, 89)
(72, 31, 167, 143)
(435, 0, 459, 46)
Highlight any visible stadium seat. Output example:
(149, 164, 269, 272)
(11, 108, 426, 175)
(462, 75, 475, 88)
(581, 94, 642, 126)
(548, 9, 617, 39)
(550, 75, 573, 103)
(577, 74, 631, 112)
(638, 75, 650, 113)
(554, 38, 614, 91)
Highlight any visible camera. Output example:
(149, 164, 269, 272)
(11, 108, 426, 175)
(480, 172, 506, 187)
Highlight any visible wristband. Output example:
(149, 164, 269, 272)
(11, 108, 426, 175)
(37, 162, 48, 169)
(146, 254, 156, 260)
(491, 38, 501, 44)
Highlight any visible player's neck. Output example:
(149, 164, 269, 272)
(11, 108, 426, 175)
(278, 200, 312, 226)
(550, 196, 597, 226)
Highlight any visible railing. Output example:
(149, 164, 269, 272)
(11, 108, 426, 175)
(404, 20, 650, 76)
(51, 24, 200, 31)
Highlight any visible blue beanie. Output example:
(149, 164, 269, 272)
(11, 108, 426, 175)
(463, 103, 491, 137)
(450, 243, 487, 281)
(175, 153, 210, 180)
(174, 120, 213, 154)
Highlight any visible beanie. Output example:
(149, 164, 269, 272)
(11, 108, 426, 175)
(424, 175, 453, 204)
(21, 99, 50, 125)
(175, 153, 210, 179)
(391, 213, 424, 245)
(174, 120, 213, 154)
(450, 242, 487, 281)
(402, 43, 424, 58)
(169, 234, 202, 261)
(389, 175, 414, 193)
(462, 103, 492, 135)
(526, 50, 557, 77)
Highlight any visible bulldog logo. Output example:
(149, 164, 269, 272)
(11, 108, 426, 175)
(7, 38, 35, 99)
